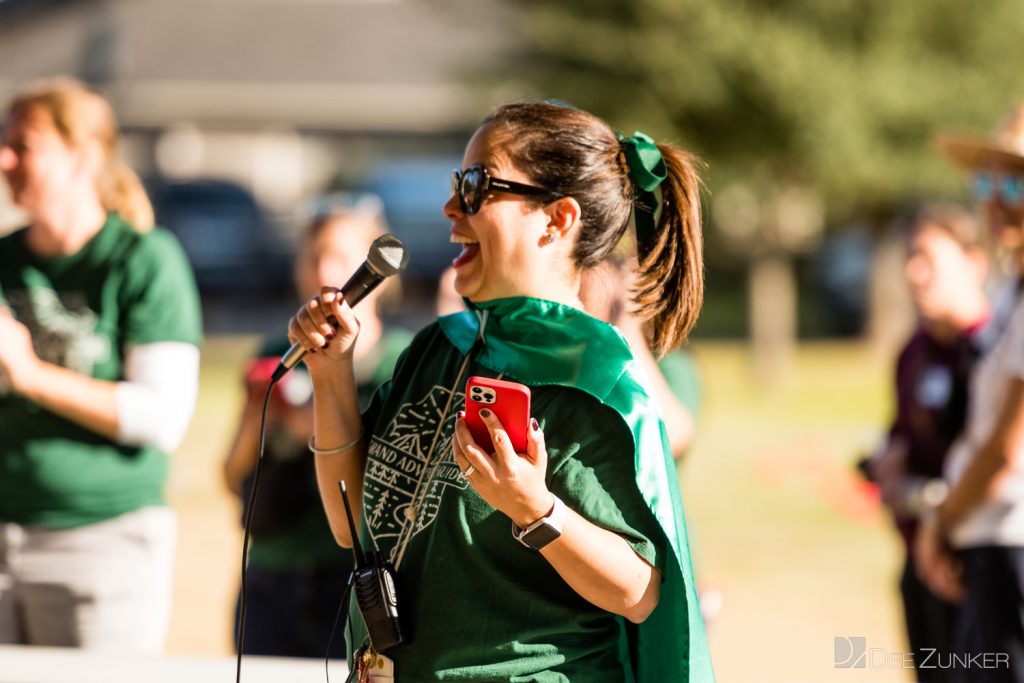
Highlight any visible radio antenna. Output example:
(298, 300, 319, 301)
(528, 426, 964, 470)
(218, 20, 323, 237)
(338, 481, 366, 569)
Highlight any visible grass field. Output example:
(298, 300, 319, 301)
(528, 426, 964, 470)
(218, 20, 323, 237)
(165, 337, 912, 682)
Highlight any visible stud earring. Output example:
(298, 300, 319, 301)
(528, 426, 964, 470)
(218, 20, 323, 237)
(543, 233, 556, 244)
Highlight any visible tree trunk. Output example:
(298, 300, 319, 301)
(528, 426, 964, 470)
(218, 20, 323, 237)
(748, 254, 797, 387)
(866, 230, 914, 358)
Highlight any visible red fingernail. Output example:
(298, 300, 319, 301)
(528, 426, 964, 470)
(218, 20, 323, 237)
(480, 409, 491, 418)
(531, 418, 539, 431)
(457, 410, 465, 419)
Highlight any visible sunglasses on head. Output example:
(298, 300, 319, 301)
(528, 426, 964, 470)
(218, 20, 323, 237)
(973, 170, 1024, 206)
(451, 164, 564, 215)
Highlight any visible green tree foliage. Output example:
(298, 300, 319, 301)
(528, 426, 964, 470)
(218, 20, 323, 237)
(516, 0, 1024, 220)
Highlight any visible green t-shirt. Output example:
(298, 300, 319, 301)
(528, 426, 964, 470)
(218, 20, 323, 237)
(352, 325, 669, 681)
(0, 213, 202, 529)
(246, 329, 412, 570)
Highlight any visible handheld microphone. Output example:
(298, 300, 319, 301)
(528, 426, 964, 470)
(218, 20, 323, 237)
(272, 234, 410, 382)
(339, 481, 405, 653)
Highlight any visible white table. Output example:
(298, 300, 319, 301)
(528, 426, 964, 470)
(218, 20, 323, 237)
(0, 645, 347, 683)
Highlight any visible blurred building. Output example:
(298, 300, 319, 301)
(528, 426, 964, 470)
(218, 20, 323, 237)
(0, 0, 519, 318)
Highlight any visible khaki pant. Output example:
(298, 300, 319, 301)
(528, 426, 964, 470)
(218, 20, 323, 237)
(0, 507, 176, 654)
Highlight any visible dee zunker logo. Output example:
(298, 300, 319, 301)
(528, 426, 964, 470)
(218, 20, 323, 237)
(834, 637, 1009, 670)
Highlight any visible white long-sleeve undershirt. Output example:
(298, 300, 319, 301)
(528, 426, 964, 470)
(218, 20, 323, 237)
(115, 342, 200, 453)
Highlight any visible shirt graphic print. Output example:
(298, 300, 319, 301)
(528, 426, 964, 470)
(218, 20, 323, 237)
(2, 288, 109, 395)
(363, 384, 468, 559)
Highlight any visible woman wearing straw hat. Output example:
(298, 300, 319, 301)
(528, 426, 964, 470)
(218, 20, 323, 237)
(915, 106, 1024, 679)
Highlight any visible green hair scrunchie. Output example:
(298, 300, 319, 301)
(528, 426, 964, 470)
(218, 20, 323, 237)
(617, 131, 667, 260)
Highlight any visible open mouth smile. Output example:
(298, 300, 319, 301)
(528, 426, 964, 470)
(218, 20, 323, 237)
(451, 233, 480, 268)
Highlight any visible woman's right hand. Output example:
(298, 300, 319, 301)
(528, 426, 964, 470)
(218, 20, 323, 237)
(914, 517, 965, 603)
(287, 287, 360, 376)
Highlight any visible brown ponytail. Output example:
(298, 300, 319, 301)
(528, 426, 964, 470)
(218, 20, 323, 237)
(9, 78, 154, 232)
(483, 101, 705, 356)
(634, 145, 705, 356)
(101, 162, 155, 231)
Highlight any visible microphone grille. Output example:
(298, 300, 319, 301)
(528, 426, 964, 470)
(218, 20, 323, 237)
(367, 234, 411, 277)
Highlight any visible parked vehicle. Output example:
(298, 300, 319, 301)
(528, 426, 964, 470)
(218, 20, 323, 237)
(147, 178, 293, 295)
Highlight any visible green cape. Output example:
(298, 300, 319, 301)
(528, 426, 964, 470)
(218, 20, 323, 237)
(438, 296, 715, 683)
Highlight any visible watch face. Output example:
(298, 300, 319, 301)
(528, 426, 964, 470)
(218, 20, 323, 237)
(523, 523, 561, 550)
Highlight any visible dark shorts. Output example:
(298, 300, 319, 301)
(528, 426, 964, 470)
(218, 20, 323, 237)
(953, 546, 1024, 683)
(901, 556, 958, 682)
(235, 563, 350, 658)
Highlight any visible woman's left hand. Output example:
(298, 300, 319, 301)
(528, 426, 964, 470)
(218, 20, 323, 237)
(453, 411, 554, 529)
(0, 309, 41, 393)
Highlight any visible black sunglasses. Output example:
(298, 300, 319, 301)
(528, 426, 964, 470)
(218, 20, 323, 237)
(451, 165, 564, 215)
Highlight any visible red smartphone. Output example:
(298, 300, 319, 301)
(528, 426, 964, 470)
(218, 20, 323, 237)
(464, 376, 531, 453)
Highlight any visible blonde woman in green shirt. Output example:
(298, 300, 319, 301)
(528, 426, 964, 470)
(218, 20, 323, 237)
(0, 79, 201, 653)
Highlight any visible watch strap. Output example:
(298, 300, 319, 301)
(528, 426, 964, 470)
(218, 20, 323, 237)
(513, 494, 566, 550)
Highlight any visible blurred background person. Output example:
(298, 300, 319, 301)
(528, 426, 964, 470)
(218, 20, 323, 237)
(578, 252, 702, 461)
(578, 248, 727, 627)
(0, 79, 201, 653)
(222, 194, 410, 657)
(913, 105, 1024, 679)
(867, 203, 989, 681)
(435, 263, 464, 318)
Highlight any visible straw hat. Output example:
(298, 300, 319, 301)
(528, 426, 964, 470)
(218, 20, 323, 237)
(937, 104, 1024, 171)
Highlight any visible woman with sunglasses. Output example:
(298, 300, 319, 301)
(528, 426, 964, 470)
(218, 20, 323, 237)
(916, 105, 1024, 678)
(288, 101, 714, 681)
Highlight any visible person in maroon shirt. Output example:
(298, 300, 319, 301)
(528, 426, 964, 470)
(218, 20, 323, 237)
(870, 203, 990, 682)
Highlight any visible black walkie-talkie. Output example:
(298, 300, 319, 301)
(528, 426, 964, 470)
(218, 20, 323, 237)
(338, 481, 405, 652)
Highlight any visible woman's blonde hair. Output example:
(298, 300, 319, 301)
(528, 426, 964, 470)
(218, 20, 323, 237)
(9, 78, 154, 231)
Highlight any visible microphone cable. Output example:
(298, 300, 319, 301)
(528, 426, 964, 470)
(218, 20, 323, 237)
(234, 378, 276, 683)
(233, 378, 360, 683)
(233, 232, 410, 681)
(325, 572, 355, 683)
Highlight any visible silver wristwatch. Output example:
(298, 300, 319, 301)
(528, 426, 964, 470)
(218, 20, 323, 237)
(513, 494, 566, 550)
